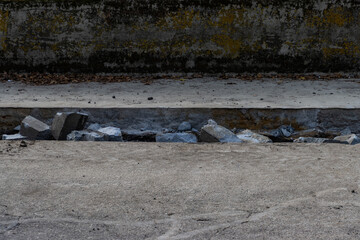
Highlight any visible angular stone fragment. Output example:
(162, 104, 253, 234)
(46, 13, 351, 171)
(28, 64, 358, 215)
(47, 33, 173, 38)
(2, 133, 27, 140)
(236, 130, 272, 143)
(87, 123, 101, 131)
(200, 120, 242, 143)
(156, 133, 197, 143)
(67, 130, 108, 141)
(178, 121, 192, 132)
(294, 137, 343, 144)
(20, 116, 51, 140)
(334, 134, 360, 145)
(52, 112, 88, 140)
(291, 128, 324, 138)
(97, 127, 123, 141)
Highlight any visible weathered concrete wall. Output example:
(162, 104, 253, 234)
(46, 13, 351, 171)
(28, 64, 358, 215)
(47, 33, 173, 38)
(0, 0, 360, 72)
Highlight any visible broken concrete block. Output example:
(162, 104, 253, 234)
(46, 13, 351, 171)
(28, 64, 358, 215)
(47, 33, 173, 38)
(97, 127, 123, 141)
(67, 130, 108, 141)
(291, 128, 324, 138)
(2, 133, 27, 140)
(178, 121, 192, 132)
(156, 133, 197, 143)
(87, 123, 101, 131)
(20, 116, 51, 140)
(52, 112, 88, 140)
(334, 134, 360, 145)
(236, 130, 272, 143)
(294, 137, 343, 144)
(200, 120, 242, 143)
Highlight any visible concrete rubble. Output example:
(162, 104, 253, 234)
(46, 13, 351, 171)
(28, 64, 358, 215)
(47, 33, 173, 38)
(334, 134, 360, 145)
(200, 119, 242, 143)
(294, 137, 343, 144)
(51, 112, 88, 140)
(67, 130, 108, 141)
(97, 127, 123, 141)
(2, 133, 27, 140)
(20, 115, 52, 140)
(236, 130, 272, 143)
(156, 133, 197, 143)
(87, 123, 101, 131)
(177, 121, 192, 131)
(1, 113, 360, 145)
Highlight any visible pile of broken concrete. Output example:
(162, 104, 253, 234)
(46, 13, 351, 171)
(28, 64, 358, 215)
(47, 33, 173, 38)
(1, 112, 122, 142)
(2, 113, 360, 145)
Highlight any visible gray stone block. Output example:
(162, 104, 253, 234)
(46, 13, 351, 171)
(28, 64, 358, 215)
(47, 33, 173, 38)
(294, 137, 343, 144)
(156, 133, 197, 143)
(2, 133, 27, 140)
(52, 112, 88, 140)
(237, 130, 272, 143)
(67, 130, 108, 141)
(97, 127, 123, 141)
(20, 116, 51, 140)
(334, 134, 360, 145)
(178, 121, 192, 132)
(87, 123, 101, 131)
(200, 119, 242, 143)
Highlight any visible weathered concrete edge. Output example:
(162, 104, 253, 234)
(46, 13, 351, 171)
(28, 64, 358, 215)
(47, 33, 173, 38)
(1, 107, 359, 135)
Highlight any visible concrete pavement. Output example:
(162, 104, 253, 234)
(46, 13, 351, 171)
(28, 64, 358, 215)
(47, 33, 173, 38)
(1, 78, 360, 108)
(0, 141, 360, 239)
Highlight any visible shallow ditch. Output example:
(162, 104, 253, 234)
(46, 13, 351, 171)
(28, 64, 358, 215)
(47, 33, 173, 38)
(1, 107, 360, 144)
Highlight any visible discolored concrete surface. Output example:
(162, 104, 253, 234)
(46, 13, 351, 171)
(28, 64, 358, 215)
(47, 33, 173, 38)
(0, 141, 360, 239)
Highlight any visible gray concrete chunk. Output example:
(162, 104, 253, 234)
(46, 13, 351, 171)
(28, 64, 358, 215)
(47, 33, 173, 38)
(294, 137, 343, 144)
(334, 134, 360, 145)
(52, 112, 88, 140)
(237, 130, 272, 143)
(20, 116, 51, 140)
(87, 123, 101, 131)
(178, 121, 192, 132)
(97, 127, 123, 141)
(156, 133, 197, 143)
(67, 130, 108, 141)
(2, 133, 27, 140)
(200, 120, 242, 143)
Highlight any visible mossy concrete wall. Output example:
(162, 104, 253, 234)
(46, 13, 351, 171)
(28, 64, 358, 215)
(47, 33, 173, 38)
(0, 0, 360, 73)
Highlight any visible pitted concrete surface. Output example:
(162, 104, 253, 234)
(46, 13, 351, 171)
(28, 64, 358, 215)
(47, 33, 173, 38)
(1, 78, 360, 108)
(0, 141, 360, 239)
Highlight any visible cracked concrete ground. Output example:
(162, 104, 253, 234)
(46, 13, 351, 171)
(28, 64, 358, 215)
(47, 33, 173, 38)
(1, 78, 360, 108)
(0, 141, 360, 239)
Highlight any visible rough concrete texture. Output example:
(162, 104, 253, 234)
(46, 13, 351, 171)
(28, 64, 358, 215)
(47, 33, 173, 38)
(0, 0, 360, 72)
(0, 141, 360, 239)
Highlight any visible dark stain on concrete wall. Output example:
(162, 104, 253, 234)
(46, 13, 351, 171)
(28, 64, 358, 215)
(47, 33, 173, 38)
(0, 0, 359, 73)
